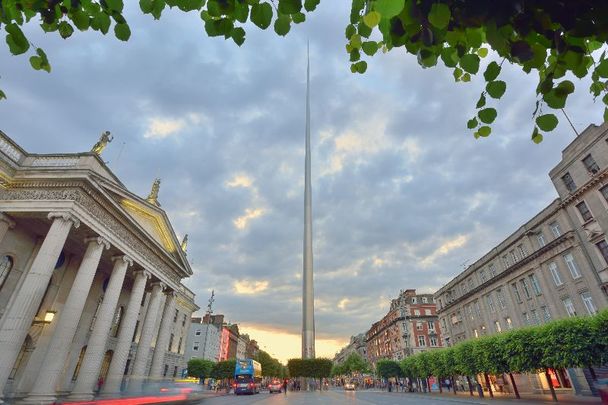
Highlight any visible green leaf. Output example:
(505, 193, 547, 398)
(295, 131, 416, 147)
(304, 0, 320, 12)
(278, 0, 302, 15)
(476, 93, 486, 108)
(483, 61, 501, 82)
(274, 15, 291, 36)
(535, 114, 558, 132)
(58, 21, 75, 39)
(459, 54, 480, 74)
(486, 80, 506, 99)
(251, 3, 273, 29)
(374, 0, 405, 18)
(531, 127, 543, 144)
(478, 108, 497, 124)
(114, 23, 131, 41)
(231, 27, 245, 46)
(363, 11, 381, 28)
(362, 41, 378, 56)
(428, 3, 450, 30)
(5, 24, 30, 55)
(467, 117, 478, 129)
(477, 126, 491, 137)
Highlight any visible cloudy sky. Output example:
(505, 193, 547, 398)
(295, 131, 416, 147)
(0, 3, 605, 363)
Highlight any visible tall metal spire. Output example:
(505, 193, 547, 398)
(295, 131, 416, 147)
(302, 41, 316, 359)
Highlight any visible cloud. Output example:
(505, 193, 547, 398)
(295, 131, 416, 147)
(234, 280, 269, 295)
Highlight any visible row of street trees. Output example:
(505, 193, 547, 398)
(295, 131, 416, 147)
(374, 310, 608, 402)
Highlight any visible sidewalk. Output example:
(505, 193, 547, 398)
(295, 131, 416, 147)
(370, 389, 603, 404)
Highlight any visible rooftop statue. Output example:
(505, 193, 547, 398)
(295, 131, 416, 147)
(91, 131, 113, 155)
(146, 178, 161, 206)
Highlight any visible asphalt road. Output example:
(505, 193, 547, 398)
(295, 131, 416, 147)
(194, 389, 547, 405)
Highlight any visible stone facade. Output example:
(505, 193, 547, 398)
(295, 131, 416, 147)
(0, 131, 199, 403)
(366, 289, 442, 368)
(434, 123, 608, 396)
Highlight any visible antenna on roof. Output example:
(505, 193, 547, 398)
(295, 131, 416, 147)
(561, 108, 580, 137)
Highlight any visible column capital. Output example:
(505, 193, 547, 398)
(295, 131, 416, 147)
(48, 211, 80, 228)
(111, 254, 133, 267)
(0, 212, 15, 229)
(133, 269, 151, 280)
(150, 281, 166, 292)
(84, 236, 111, 250)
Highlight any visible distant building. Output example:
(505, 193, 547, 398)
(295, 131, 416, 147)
(183, 314, 223, 363)
(333, 333, 367, 365)
(434, 123, 608, 397)
(366, 289, 442, 368)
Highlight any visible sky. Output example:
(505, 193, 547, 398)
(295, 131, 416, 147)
(0, 3, 605, 364)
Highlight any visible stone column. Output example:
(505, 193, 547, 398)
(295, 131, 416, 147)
(0, 212, 15, 244)
(23, 237, 110, 404)
(149, 291, 177, 379)
(101, 270, 150, 396)
(0, 212, 79, 401)
(68, 255, 132, 401)
(128, 282, 165, 393)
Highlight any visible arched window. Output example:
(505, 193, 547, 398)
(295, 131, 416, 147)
(0, 255, 13, 291)
(72, 346, 87, 381)
(110, 306, 123, 337)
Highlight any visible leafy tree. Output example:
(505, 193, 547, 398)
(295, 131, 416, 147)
(376, 359, 402, 379)
(210, 359, 236, 381)
(3, 1, 608, 142)
(187, 358, 214, 380)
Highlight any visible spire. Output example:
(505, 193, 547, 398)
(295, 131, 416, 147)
(302, 41, 316, 359)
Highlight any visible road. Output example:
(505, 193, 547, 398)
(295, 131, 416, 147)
(195, 389, 552, 405)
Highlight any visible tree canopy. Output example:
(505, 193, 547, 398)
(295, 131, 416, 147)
(3, 1, 608, 142)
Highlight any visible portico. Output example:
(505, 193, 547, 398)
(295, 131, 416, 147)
(0, 131, 199, 404)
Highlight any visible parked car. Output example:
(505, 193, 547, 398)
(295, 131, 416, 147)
(268, 380, 282, 393)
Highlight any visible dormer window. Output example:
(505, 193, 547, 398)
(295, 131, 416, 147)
(561, 172, 576, 192)
(583, 154, 600, 174)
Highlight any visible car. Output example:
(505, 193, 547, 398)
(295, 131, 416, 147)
(344, 382, 356, 391)
(269, 380, 283, 393)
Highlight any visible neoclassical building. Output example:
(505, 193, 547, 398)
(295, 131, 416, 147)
(0, 131, 198, 404)
(434, 122, 608, 396)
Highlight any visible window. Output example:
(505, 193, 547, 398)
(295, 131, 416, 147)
(529, 274, 542, 295)
(561, 172, 577, 192)
(502, 255, 510, 269)
(537, 233, 546, 247)
(548, 262, 563, 286)
(583, 154, 600, 174)
(576, 201, 593, 222)
(489, 264, 496, 277)
(414, 309, 420, 316)
(480, 270, 487, 283)
(522, 312, 531, 325)
(496, 289, 507, 310)
(563, 298, 577, 317)
(520, 278, 532, 299)
(505, 317, 513, 330)
(550, 222, 562, 238)
(563, 253, 581, 279)
(0, 255, 13, 290)
(195, 330, 202, 336)
(597, 240, 608, 264)
(542, 306, 551, 322)
(518, 244, 528, 258)
(417, 336, 426, 346)
(428, 321, 435, 331)
(110, 306, 123, 337)
(494, 320, 502, 333)
(485, 294, 496, 312)
(429, 336, 438, 346)
(601, 185, 608, 203)
(416, 322, 423, 330)
(581, 292, 597, 315)
(511, 283, 522, 303)
(424, 309, 431, 315)
(193, 342, 200, 351)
